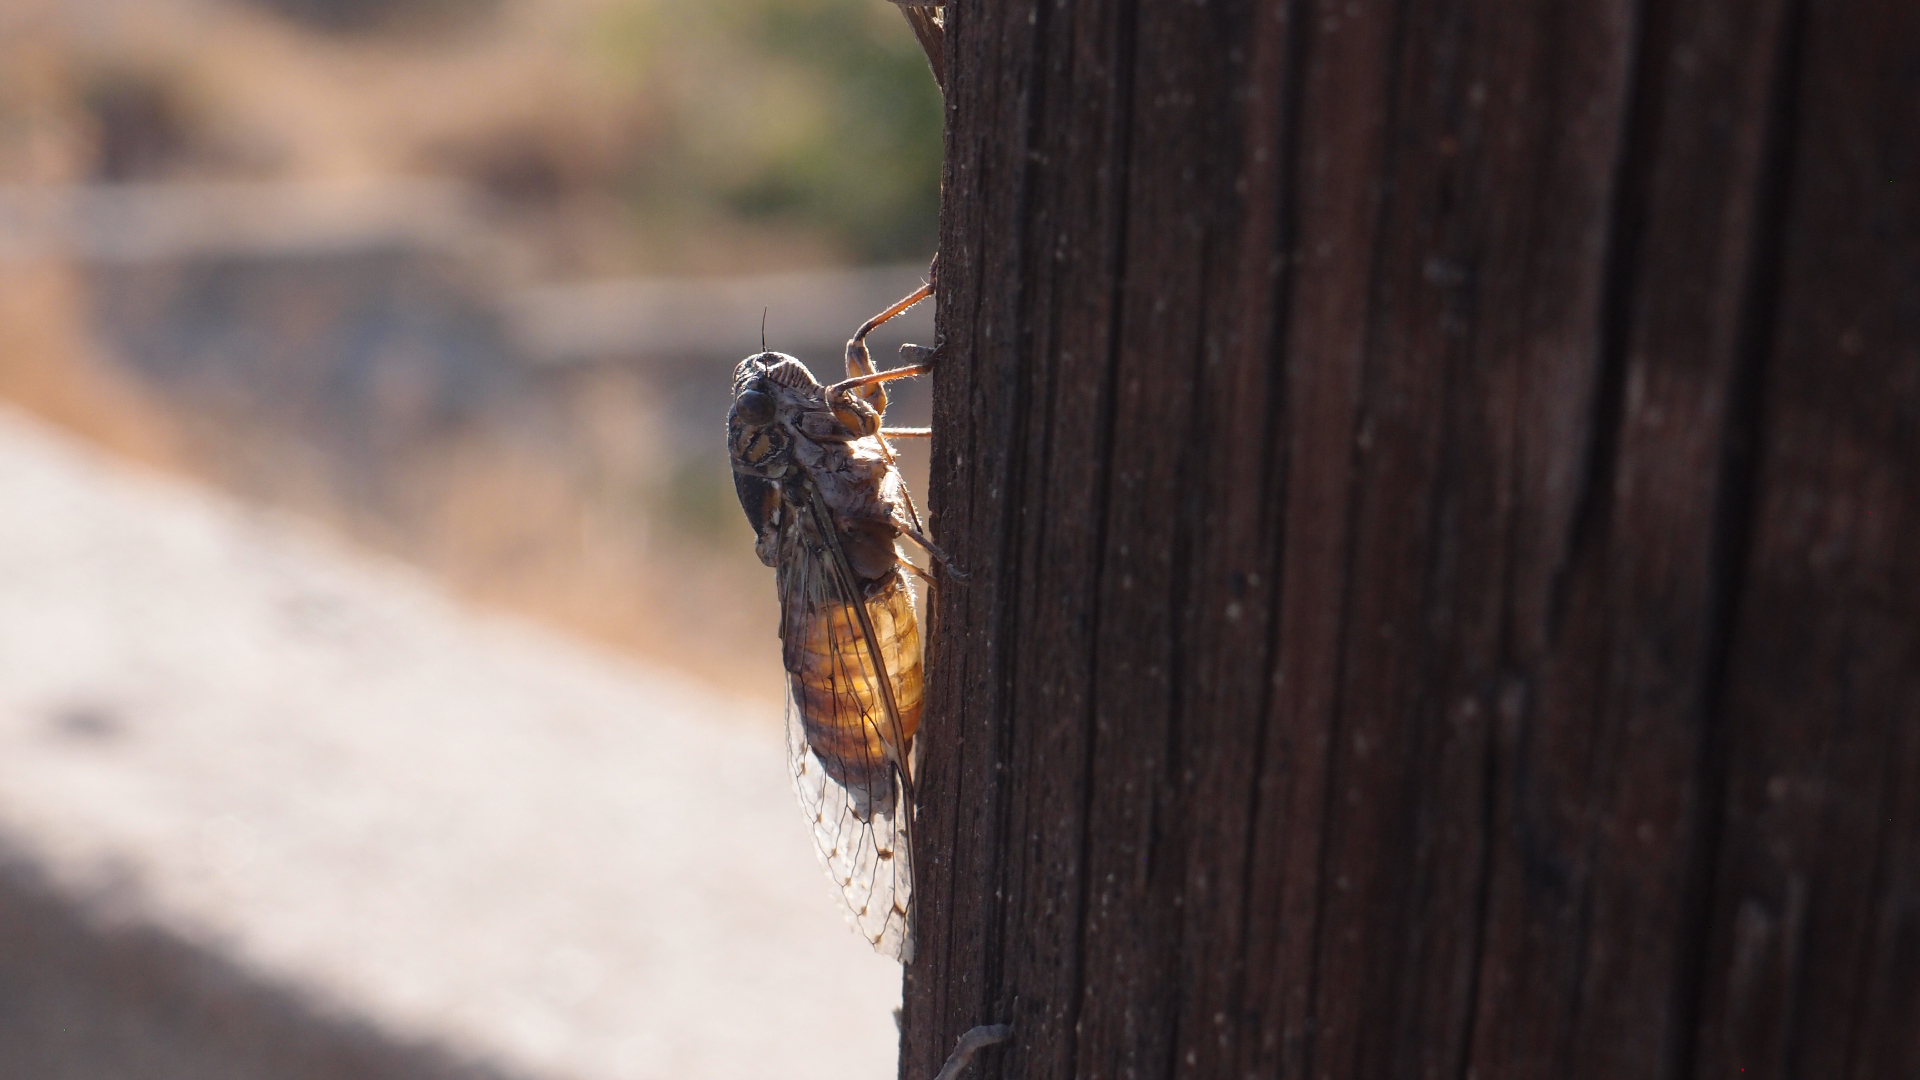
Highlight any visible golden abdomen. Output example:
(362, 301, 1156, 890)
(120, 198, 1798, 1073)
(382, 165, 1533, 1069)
(786, 574, 922, 792)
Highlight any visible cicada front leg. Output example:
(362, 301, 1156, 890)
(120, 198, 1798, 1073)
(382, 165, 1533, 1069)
(828, 340, 943, 403)
(876, 347, 941, 439)
(829, 296, 945, 442)
(843, 281, 933, 413)
(844, 253, 940, 408)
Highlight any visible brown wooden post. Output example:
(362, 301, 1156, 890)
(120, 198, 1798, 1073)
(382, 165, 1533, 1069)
(905, 1, 1919, 1078)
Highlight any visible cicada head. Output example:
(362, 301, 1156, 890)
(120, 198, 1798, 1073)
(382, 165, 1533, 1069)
(732, 351, 820, 398)
(728, 352, 801, 479)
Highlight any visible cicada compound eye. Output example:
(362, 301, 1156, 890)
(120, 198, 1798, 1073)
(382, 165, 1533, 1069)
(733, 388, 775, 426)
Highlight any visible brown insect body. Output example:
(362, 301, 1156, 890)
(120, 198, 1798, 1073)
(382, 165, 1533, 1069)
(784, 569, 923, 793)
(729, 347, 926, 960)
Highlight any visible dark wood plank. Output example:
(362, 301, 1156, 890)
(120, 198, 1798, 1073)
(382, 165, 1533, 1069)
(1159, 3, 1295, 1078)
(1692, 1, 1920, 1076)
(973, 3, 1139, 1080)
(904, 1, 1044, 1074)
(1468, 0, 1800, 1075)
(1239, 2, 1403, 1077)
(1066, 0, 1219, 1072)
(904, 1, 1917, 1077)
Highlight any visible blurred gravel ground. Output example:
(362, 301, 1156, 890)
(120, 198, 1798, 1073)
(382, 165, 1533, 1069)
(0, 405, 900, 1080)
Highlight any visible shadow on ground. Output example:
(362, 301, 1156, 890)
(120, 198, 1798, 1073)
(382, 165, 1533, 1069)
(0, 851, 527, 1080)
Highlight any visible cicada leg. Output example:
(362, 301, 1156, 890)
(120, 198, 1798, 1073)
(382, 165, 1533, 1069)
(840, 260, 959, 584)
(898, 520, 966, 581)
(827, 342, 943, 401)
(831, 334, 948, 547)
(845, 281, 934, 413)
(903, 560, 939, 590)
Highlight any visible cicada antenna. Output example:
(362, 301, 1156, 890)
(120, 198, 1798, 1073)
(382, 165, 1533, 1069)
(761, 307, 768, 353)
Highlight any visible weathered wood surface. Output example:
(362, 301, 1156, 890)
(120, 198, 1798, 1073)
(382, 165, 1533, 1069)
(905, 1, 1918, 1078)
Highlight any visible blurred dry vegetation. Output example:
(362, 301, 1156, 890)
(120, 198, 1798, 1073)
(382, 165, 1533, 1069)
(0, 0, 944, 699)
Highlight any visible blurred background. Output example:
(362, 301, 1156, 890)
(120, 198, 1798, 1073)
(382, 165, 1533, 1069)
(0, 0, 941, 1076)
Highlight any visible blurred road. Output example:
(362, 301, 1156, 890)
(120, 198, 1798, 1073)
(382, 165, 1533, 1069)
(0, 405, 901, 1080)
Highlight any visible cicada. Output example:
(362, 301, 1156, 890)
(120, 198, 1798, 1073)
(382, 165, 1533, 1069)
(728, 282, 949, 962)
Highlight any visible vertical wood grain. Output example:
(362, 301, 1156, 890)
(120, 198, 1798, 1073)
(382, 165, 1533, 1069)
(906, 2, 1918, 1078)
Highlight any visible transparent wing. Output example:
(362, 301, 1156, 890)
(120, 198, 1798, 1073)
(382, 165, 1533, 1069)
(786, 693, 914, 961)
(779, 522, 917, 962)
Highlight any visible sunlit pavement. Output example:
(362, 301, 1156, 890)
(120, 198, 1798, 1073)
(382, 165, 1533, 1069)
(0, 406, 900, 1080)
